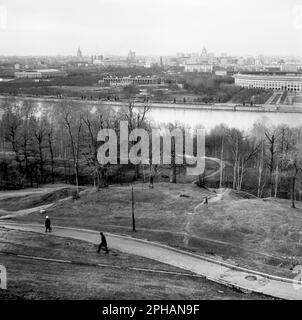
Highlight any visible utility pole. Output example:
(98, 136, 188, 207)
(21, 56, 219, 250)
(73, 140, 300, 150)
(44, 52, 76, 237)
(219, 136, 224, 189)
(131, 185, 136, 231)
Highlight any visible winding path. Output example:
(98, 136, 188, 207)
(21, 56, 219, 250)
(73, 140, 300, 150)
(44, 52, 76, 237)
(0, 189, 89, 220)
(0, 221, 301, 300)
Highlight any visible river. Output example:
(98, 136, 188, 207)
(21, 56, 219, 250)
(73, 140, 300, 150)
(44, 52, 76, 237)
(147, 107, 302, 131)
(0, 96, 302, 131)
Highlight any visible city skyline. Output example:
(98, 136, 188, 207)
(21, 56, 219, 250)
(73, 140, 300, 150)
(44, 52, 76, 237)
(0, 0, 301, 57)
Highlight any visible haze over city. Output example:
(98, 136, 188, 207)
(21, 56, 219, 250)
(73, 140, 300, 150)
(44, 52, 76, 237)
(0, 0, 302, 56)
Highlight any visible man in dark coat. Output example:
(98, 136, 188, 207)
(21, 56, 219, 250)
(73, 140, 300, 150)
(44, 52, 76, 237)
(204, 196, 208, 205)
(45, 216, 52, 232)
(97, 232, 109, 253)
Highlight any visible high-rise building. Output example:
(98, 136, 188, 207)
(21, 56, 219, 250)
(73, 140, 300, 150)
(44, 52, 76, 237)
(201, 46, 207, 57)
(127, 50, 136, 62)
(77, 46, 83, 60)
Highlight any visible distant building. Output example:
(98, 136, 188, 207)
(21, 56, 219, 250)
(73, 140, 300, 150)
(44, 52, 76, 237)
(184, 63, 213, 73)
(215, 70, 227, 76)
(92, 55, 104, 65)
(77, 47, 83, 60)
(190, 52, 200, 59)
(207, 53, 215, 62)
(200, 46, 209, 63)
(245, 57, 255, 65)
(100, 75, 162, 87)
(234, 73, 302, 91)
(263, 65, 281, 72)
(127, 50, 136, 62)
(15, 69, 67, 79)
(162, 58, 178, 67)
(281, 63, 301, 73)
(102, 59, 129, 67)
(144, 60, 152, 68)
(220, 58, 228, 66)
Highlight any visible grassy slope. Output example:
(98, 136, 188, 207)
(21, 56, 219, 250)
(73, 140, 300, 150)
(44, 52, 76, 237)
(0, 229, 267, 300)
(14, 183, 209, 235)
(0, 185, 81, 212)
(8, 182, 302, 278)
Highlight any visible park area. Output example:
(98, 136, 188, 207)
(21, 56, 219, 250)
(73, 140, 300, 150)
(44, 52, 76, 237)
(0, 182, 301, 299)
(14, 183, 301, 278)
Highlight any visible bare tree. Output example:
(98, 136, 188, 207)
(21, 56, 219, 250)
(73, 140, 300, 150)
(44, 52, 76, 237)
(81, 108, 115, 189)
(286, 157, 300, 208)
(123, 102, 151, 180)
(227, 128, 260, 191)
(33, 117, 48, 183)
(265, 131, 276, 197)
(61, 105, 83, 195)
(47, 125, 55, 184)
(219, 135, 224, 189)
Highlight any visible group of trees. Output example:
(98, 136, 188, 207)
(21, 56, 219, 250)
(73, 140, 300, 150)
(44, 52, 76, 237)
(0, 99, 152, 191)
(206, 120, 302, 207)
(182, 74, 242, 103)
(0, 99, 301, 206)
(231, 88, 273, 105)
(182, 74, 275, 105)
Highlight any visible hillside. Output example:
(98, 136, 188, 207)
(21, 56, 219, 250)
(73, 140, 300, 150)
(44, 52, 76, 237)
(5, 182, 302, 278)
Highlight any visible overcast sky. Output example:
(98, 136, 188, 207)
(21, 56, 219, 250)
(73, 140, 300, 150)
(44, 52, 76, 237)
(0, 0, 301, 56)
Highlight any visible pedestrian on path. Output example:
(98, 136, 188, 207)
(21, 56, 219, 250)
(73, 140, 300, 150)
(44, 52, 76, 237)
(97, 232, 109, 254)
(203, 196, 208, 205)
(45, 216, 52, 233)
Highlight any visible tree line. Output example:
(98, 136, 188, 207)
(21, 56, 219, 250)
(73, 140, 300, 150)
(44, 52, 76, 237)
(0, 99, 301, 207)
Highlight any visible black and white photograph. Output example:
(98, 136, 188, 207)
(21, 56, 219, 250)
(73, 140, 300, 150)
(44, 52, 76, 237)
(0, 0, 302, 313)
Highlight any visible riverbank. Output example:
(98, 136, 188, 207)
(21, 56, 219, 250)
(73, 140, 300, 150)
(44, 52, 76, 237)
(1, 94, 302, 113)
(1, 94, 302, 131)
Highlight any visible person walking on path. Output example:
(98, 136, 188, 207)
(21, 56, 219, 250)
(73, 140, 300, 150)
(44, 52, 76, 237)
(203, 196, 208, 205)
(45, 216, 52, 233)
(97, 232, 109, 253)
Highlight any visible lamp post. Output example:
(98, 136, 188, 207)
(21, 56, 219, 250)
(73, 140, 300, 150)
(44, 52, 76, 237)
(131, 185, 136, 231)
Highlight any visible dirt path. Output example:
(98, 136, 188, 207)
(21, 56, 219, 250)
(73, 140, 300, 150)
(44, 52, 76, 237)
(0, 203, 55, 219)
(0, 189, 89, 220)
(0, 221, 301, 300)
(183, 156, 231, 181)
(183, 188, 227, 245)
(0, 185, 71, 200)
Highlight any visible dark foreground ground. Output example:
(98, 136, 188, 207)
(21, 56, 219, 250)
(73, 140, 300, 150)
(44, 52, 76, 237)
(0, 229, 271, 300)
